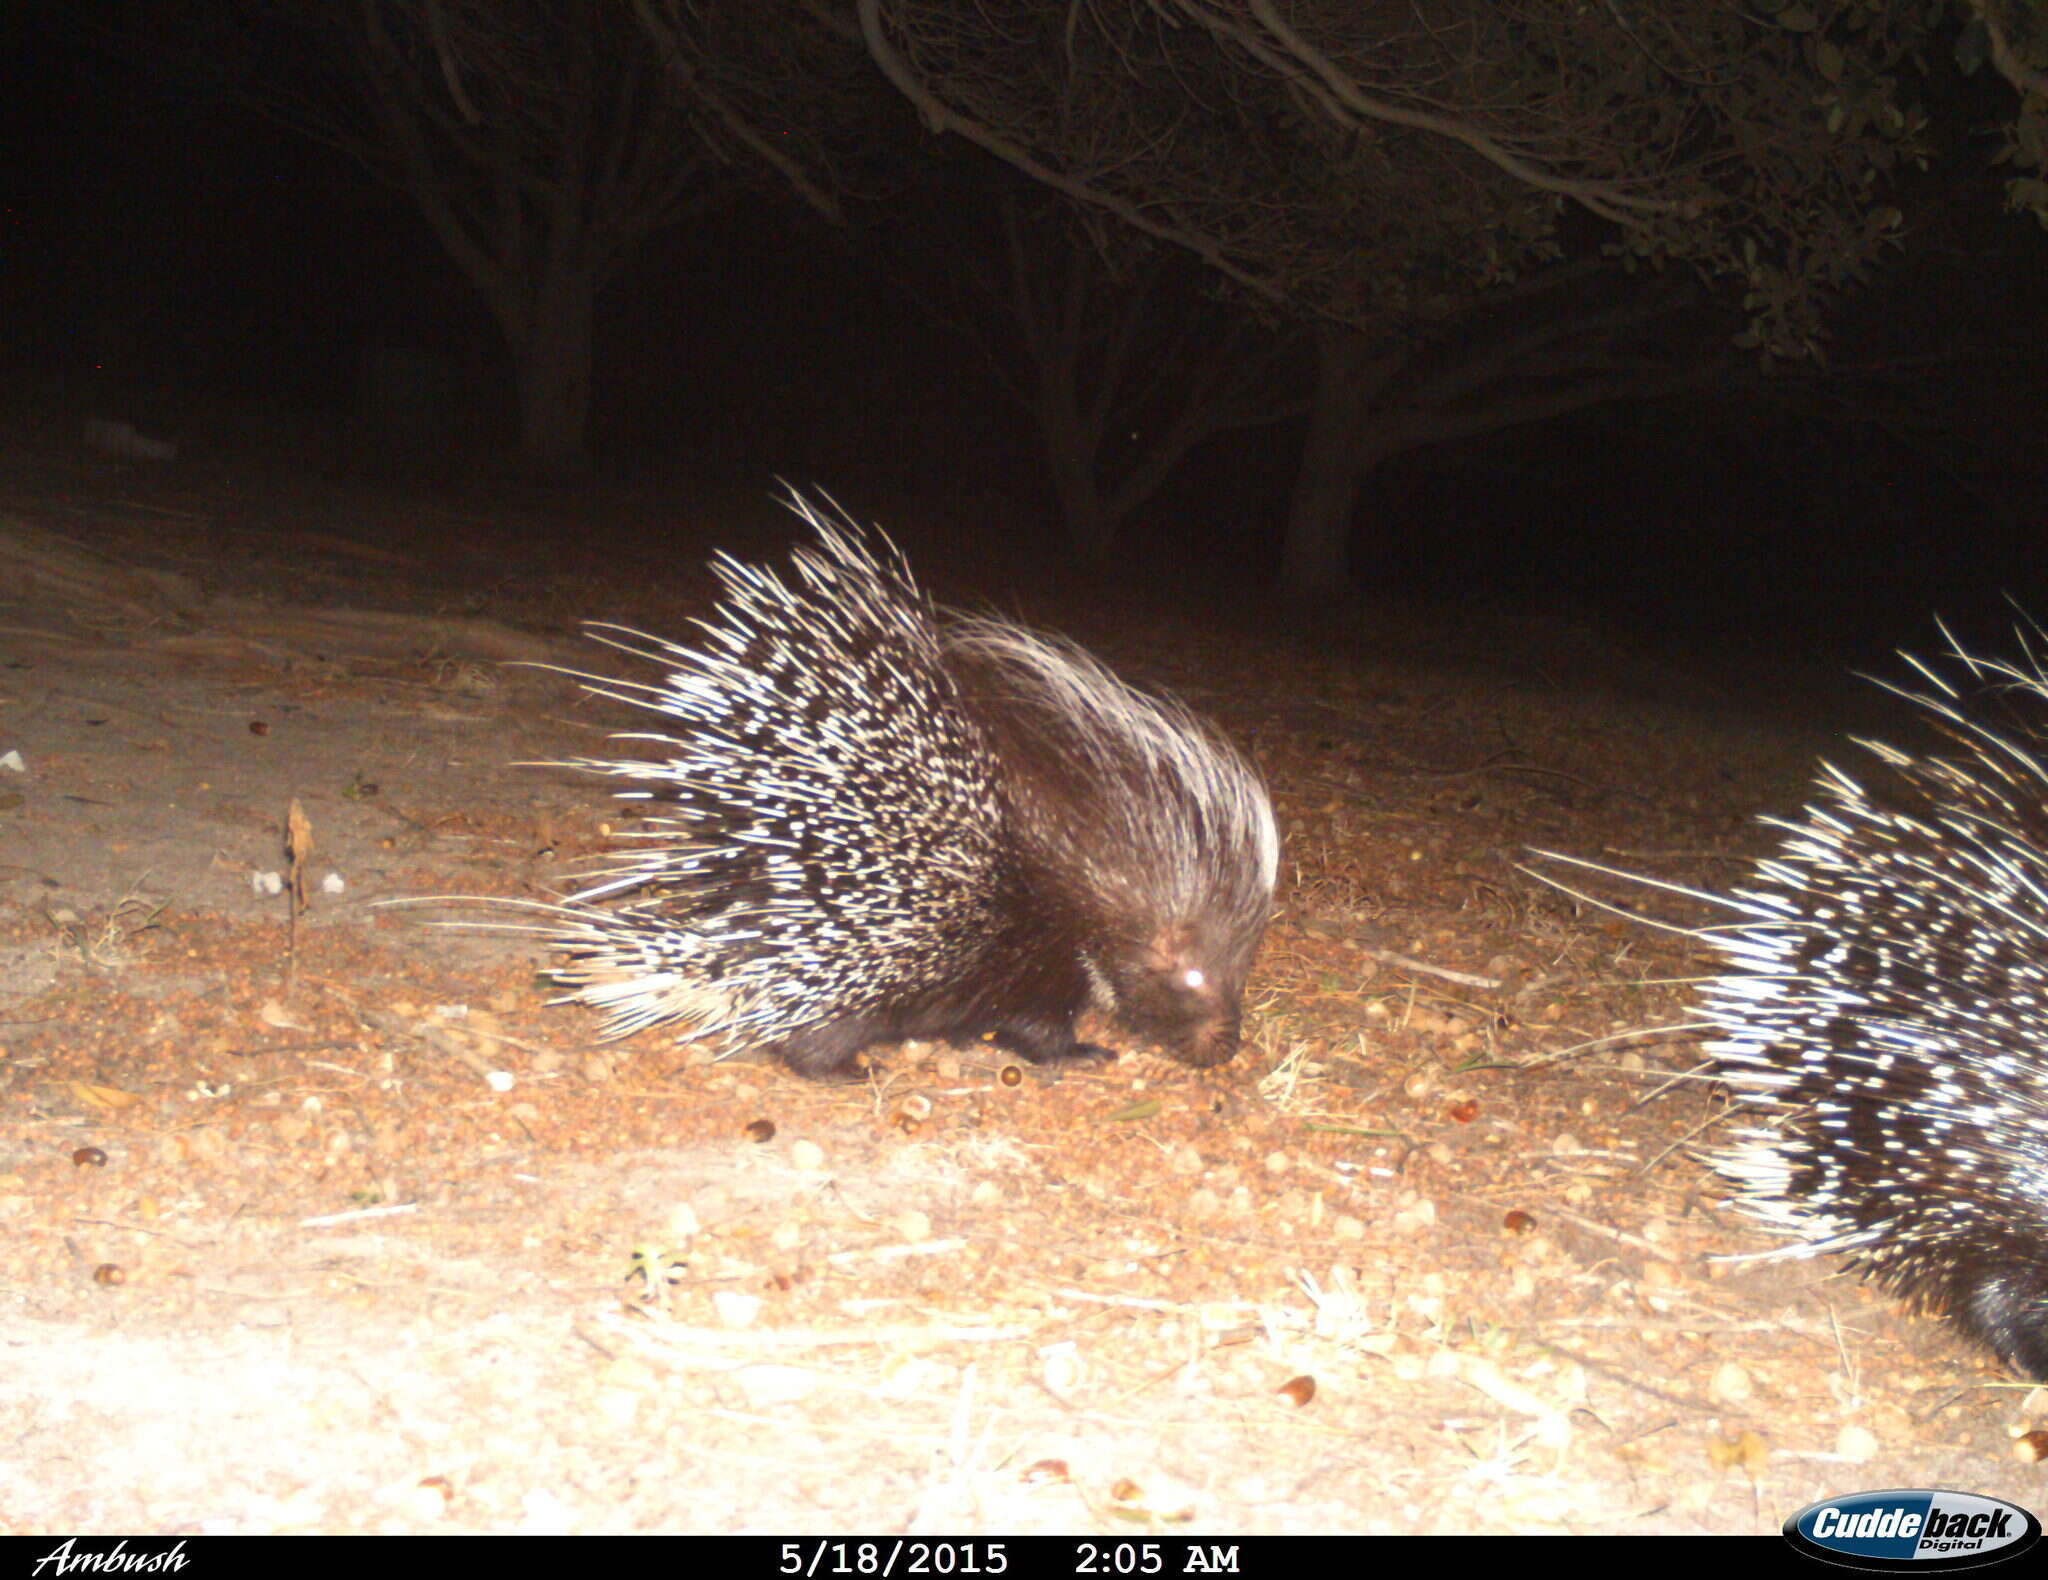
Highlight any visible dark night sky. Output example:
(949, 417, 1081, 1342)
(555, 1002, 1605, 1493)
(4, 5, 2046, 673)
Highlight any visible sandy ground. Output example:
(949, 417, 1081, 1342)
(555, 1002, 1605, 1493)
(1, 429, 2044, 1535)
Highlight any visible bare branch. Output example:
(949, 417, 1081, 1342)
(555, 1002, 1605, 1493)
(632, 0, 844, 223)
(423, 0, 479, 124)
(1232, 0, 1679, 223)
(855, 0, 1290, 302)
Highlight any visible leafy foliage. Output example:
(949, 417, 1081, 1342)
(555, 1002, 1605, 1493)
(860, 0, 1945, 356)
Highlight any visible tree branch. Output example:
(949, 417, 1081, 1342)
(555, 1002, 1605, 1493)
(1230, 0, 1683, 223)
(855, 0, 1289, 303)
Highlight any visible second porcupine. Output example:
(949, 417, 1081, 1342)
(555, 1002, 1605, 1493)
(538, 492, 1279, 1081)
(1552, 635, 2048, 1379)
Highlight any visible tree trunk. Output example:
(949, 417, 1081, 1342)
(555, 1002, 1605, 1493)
(505, 266, 595, 471)
(1038, 400, 1118, 560)
(1279, 328, 1391, 602)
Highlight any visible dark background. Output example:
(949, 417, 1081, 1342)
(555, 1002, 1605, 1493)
(4, 4, 2044, 680)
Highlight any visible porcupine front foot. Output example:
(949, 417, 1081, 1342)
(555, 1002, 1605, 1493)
(769, 1007, 1115, 1081)
(771, 1014, 902, 1082)
(983, 1012, 1118, 1069)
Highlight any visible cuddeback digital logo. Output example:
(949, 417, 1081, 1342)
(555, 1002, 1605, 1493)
(1783, 1489, 2041, 1571)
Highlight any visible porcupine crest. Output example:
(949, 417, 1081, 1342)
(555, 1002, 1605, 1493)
(542, 491, 1277, 1078)
(1698, 639, 2048, 1377)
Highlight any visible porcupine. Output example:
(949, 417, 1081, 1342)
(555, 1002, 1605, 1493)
(1547, 633, 2048, 1378)
(536, 491, 1279, 1081)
